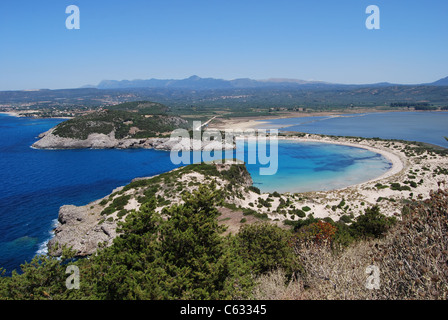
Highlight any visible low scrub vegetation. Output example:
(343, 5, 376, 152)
(1, 183, 447, 300)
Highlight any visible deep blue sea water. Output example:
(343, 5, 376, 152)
(259, 112, 448, 148)
(0, 114, 390, 273)
(0, 114, 181, 273)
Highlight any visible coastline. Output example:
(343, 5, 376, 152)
(40, 132, 446, 258)
(210, 109, 448, 133)
(277, 136, 404, 185)
(0, 111, 20, 117)
(2, 112, 446, 265)
(235, 134, 405, 194)
(210, 109, 392, 131)
(0, 111, 72, 119)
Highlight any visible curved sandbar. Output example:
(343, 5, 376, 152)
(235, 134, 405, 193)
(276, 135, 405, 188)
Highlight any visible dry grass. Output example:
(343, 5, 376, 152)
(251, 189, 448, 300)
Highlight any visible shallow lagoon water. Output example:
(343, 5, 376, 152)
(239, 140, 390, 193)
(259, 112, 448, 148)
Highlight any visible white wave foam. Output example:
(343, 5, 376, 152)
(35, 218, 58, 257)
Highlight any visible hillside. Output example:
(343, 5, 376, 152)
(52, 108, 187, 141)
(1, 159, 447, 300)
(94, 75, 448, 90)
(47, 161, 256, 257)
(430, 76, 448, 86)
(105, 101, 170, 115)
(2, 77, 448, 115)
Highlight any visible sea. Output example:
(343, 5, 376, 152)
(0, 111, 446, 273)
(257, 111, 448, 148)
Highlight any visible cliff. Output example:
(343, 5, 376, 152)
(32, 127, 235, 151)
(31, 108, 202, 150)
(47, 161, 254, 257)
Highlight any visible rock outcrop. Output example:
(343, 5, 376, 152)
(32, 129, 235, 151)
(47, 204, 118, 257)
(47, 162, 254, 257)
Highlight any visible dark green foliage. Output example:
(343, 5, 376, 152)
(390, 102, 430, 108)
(101, 194, 131, 216)
(105, 101, 169, 115)
(53, 109, 188, 140)
(339, 214, 352, 224)
(291, 205, 396, 248)
(0, 247, 80, 300)
(258, 198, 272, 208)
(241, 208, 269, 220)
(248, 186, 261, 194)
(0, 184, 297, 300)
(414, 106, 438, 111)
(337, 199, 346, 209)
(112, 195, 130, 208)
(390, 182, 412, 191)
(350, 206, 397, 239)
(289, 208, 306, 218)
(156, 185, 231, 299)
(375, 183, 389, 190)
(232, 223, 296, 275)
(100, 206, 116, 216)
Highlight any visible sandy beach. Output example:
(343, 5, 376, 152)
(0, 111, 20, 117)
(228, 131, 446, 223)
(276, 135, 405, 184)
(209, 109, 397, 131)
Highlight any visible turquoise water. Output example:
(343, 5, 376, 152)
(0, 114, 390, 273)
(259, 112, 448, 148)
(239, 140, 390, 193)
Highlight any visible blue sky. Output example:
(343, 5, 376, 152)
(0, 0, 447, 90)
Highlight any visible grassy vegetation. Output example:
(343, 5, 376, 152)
(1, 180, 448, 300)
(105, 101, 169, 115)
(53, 107, 188, 140)
(0, 185, 296, 299)
(256, 189, 448, 300)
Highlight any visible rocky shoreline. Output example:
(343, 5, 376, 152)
(47, 162, 253, 257)
(32, 128, 235, 151)
(44, 134, 448, 258)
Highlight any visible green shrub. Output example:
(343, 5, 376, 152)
(248, 186, 261, 194)
(350, 206, 396, 239)
(233, 223, 296, 275)
(339, 215, 352, 224)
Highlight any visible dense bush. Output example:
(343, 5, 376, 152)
(232, 223, 296, 275)
(350, 205, 397, 239)
(0, 184, 298, 300)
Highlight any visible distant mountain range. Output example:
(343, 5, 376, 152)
(428, 76, 448, 86)
(84, 75, 448, 90)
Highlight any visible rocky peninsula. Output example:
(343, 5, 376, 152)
(46, 133, 448, 258)
(32, 127, 234, 151)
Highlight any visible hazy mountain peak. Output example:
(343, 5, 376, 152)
(91, 75, 448, 90)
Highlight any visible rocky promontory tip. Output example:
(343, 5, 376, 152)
(32, 128, 235, 151)
(48, 204, 117, 257)
(47, 162, 254, 257)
